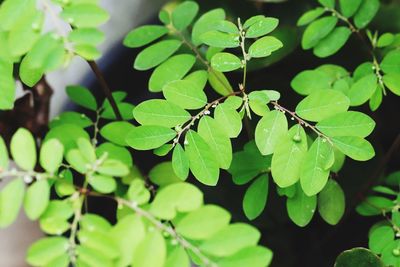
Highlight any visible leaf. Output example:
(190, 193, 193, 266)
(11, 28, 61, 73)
(10, 128, 37, 171)
(297, 8, 325, 26)
(356, 196, 393, 216)
(318, 179, 345, 225)
(291, 69, 331, 95)
(0, 60, 15, 110)
(76, 246, 113, 267)
(191, 8, 226, 46)
(40, 139, 64, 173)
(171, 1, 199, 31)
(198, 116, 232, 169)
(214, 103, 242, 138)
(383, 73, 400, 96)
(316, 111, 375, 138)
(245, 17, 279, 38)
(369, 87, 382, 111)
(149, 54, 196, 92)
(163, 80, 207, 110)
(200, 223, 261, 257)
(217, 246, 273, 267)
(97, 159, 129, 177)
(184, 130, 219, 186)
(45, 123, 90, 153)
(211, 52, 242, 72)
(381, 50, 400, 74)
(89, 174, 116, 194)
(215, 20, 239, 34)
(200, 31, 240, 48)
(170, 145, 190, 181)
(24, 180, 50, 220)
(335, 248, 384, 267)
(26, 237, 69, 266)
(348, 74, 377, 106)
(0, 178, 25, 228)
(184, 70, 208, 91)
(286, 185, 317, 227)
(164, 247, 190, 267)
(0, 136, 8, 171)
(69, 28, 105, 46)
(332, 136, 375, 161)
(208, 70, 234, 96)
(133, 99, 191, 128)
(301, 17, 338, 50)
(149, 161, 183, 186)
(0, 0, 36, 31)
(61, 3, 109, 28)
(80, 213, 112, 233)
(248, 36, 283, 58)
(50, 111, 92, 129)
(127, 179, 151, 205)
(313, 27, 351, 58)
(176, 205, 231, 240)
(123, 25, 168, 48)
(377, 33, 395, 48)
(243, 174, 269, 220)
(369, 226, 394, 254)
(134, 40, 182, 70)
(132, 230, 166, 267)
(243, 15, 265, 29)
(295, 89, 350, 122)
(255, 110, 288, 155)
(100, 121, 135, 146)
(354, 0, 380, 29)
(74, 44, 101, 60)
(300, 137, 334, 196)
(66, 85, 97, 110)
(126, 125, 176, 150)
(150, 182, 203, 220)
(339, 0, 362, 17)
(272, 125, 308, 188)
(318, 0, 335, 8)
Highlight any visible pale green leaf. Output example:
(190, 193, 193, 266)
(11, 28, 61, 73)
(89, 174, 116, 194)
(123, 25, 168, 48)
(248, 36, 283, 58)
(297, 8, 325, 26)
(40, 139, 64, 173)
(61, 4, 109, 28)
(0, 136, 9, 171)
(314, 27, 351, 58)
(126, 125, 176, 150)
(243, 174, 269, 220)
(291, 69, 332, 95)
(172, 144, 190, 180)
(164, 247, 190, 267)
(134, 40, 182, 70)
(100, 121, 135, 146)
(318, 179, 345, 225)
(301, 17, 338, 49)
(332, 136, 375, 161)
(348, 74, 377, 106)
(172, 1, 199, 31)
(163, 80, 207, 110)
(0, 178, 25, 228)
(184, 70, 208, 91)
(127, 179, 151, 205)
(132, 230, 166, 267)
(26, 237, 69, 266)
(214, 103, 242, 138)
(0, 0, 36, 31)
(211, 52, 242, 72)
(69, 28, 105, 45)
(369, 226, 394, 254)
(200, 31, 240, 48)
(66, 85, 97, 110)
(217, 246, 273, 267)
(381, 50, 400, 74)
(75, 44, 101, 60)
(245, 17, 279, 38)
(383, 73, 400, 96)
(149, 161, 183, 186)
(0, 59, 15, 110)
(377, 33, 395, 48)
(208, 70, 234, 96)
(11, 128, 37, 171)
(191, 8, 226, 46)
(286, 185, 316, 227)
(24, 180, 50, 220)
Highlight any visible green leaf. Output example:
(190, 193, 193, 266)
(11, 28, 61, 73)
(354, 0, 380, 29)
(369, 87, 382, 111)
(184, 70, 208, 91)
(127, 179, 151, 205)
(176, 205, 230, 240)
(89, 174, 116, 193)
(100, 121, 135, 146)
(200, 31, 240, 48)
(245, 17, 279, 38)
(134, 40, 182, 70)
(272, 125, 308, 188)
(248, 36, 283, 58)
(249, 91, 270, 116)
(297, 8, 325, 26)
(214, 103, 242, 138)
(208, 70, 234, 96)
(377, 33, 395, 48)
(332, 136, 375, 161)
(78, 230, 119, 259)
(0, 136, 8, 171)
(165, 247, 190, 267)
(133, 99, 191, 128)
(383, 73, 400, 96)
(356, 196, 393, 216)
(348, 74, 377, 106)
(11, 128, 37, 171)
(0, 0, 36, 31)
(295, 89, 350, 122)
(61, 4, 109, 28)
(291, 69, 332, 95)
(381, 240, 400, 266)
(69, 28, 105, 46)
(243, 174, 269, 220)
(0, 178, 25, 228)
(215, 20, 239, 34)
(40, 139, 64, 173)
(163, 80, 207, 110)
(313, 27, 351, 58)
(316, 111, 375, 138)
(300, 137, 334, 196)
(301, 16, 338, 50)
(74, 44, 101, 60)
(184, 130, 219, 186)
(132, 230, 166, 267)
(76, 246, 113, 267)
(255, 110, 288, 155)
(198, 116, 232, 169)
(24, 180, 50, 220)
(335, 248, 384, 267)
(369, 226, 394, 254)
(66, 85, 97, 110)
(149, 54, 196, 92)
(318, 179, 345, 225)
(50, 111, 92, 129)
(150, 182, 203, 220)
(26, 237, 69, 266)
(172, 144, 190, 180)
(149, 161, 183, 186)
(126, 125, 176, 150)
(286, 185, 316, 227)
(339, 0, 362, 17)
(217, 246, 273, 267)
(318, 0, 335, 8)
(171, 1, 199, 31)
(381, 50, 400, 74)
(0, 60, 15, 110)
(191, 8, 226, 46)
(211, 52, 242, 72)
(80, 213, 111, 233)
(97, 159, 129, 177)
(45, 123, 90, 152)
(123, 25, 168, 48)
